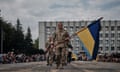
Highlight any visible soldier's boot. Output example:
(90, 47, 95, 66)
(59, 55, 65, 69)
(61, 54, 67, 66)
(56, 55, 60, 69)
(64, 55, 67, 66)
(47, 56, 49, 66)
(49, 56, 53, 66)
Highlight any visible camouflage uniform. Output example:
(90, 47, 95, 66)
(45, 39, 54, 66)
(52, 29, 70, 68)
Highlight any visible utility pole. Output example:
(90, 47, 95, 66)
(0, 9, 3, 54)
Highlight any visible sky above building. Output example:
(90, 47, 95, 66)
(0, 0, 120, 40)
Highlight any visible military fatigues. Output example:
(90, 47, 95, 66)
(52, 29, 70, 68)
(45, 41, 54, 66)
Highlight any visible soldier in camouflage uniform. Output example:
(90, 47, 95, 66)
(45, 37, 54, 66)
(52, 22, 70, 69)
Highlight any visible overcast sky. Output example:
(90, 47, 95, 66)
(0, 0, 120, 40)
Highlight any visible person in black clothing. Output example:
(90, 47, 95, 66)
(67, 43, 73, 63)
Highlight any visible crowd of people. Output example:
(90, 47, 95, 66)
(0, 52, 45, 64)
(77, 52, 120, 63)
(0, 51, 120, 64)
(96, 53, 120, 63)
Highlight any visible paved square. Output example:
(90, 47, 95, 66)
(0, 61, 120, 72)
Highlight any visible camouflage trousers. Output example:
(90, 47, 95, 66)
(46, 48, 54, 66)
(55, 47, 67, 68)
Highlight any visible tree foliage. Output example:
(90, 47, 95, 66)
(0, 17, 43, 55)
(34, 38, 39, 49)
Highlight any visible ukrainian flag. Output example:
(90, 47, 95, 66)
(76, 19, 101, 60)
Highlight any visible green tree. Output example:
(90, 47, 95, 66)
(24, 27, 34, 55)
(0, 16, 40, 55)
(25, 27, 33, 48)
(34, 38, 39, 49)
(13, 19, 25, 53)
(0, 17, 16, 53)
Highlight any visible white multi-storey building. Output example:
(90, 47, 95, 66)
(38, 20, 120, 54)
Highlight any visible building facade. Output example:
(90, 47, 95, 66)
(38, 20, 120, 54)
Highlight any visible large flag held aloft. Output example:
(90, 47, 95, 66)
(76, 18, 102, 60)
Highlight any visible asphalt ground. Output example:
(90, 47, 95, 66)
(0, 61, 120, 72)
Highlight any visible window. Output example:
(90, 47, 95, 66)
(117, 26, 120, 30)
(117, 47, 120, 50)
(100, 40, 103, 44)
(111, 33, 115, 37)
(100, 26, 103, 31)
(70, 27, 73, 31)
(105, 40, 109, 44)
(46, 34, 50, 39)
(76, 27, 79, 31)
(111, 47, 115, 51)
(111, 26, 115, 31)
(46, 27, 50, 31)
(76, 41, 79, 46)
(117, 40, 120, 44)
(76, 23, 79, 26)
(118, 33, 120, 37)
(105, 47, 109, 51)
(46, 27, 51, 34)
(111, 40, 114, 44)
(81, 26, 84, 28)
(64, 26, 67, 30)
(99, 47, 103, 50)
(105, 33, 109, 37)
(100, 34, 103, 37)
(51, 27, 56, 31)
(105, 26, 109, 31)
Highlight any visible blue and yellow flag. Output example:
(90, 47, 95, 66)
(76, 19, 101, 60)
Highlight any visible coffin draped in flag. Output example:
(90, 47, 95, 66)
(76, 19, 101, 60)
